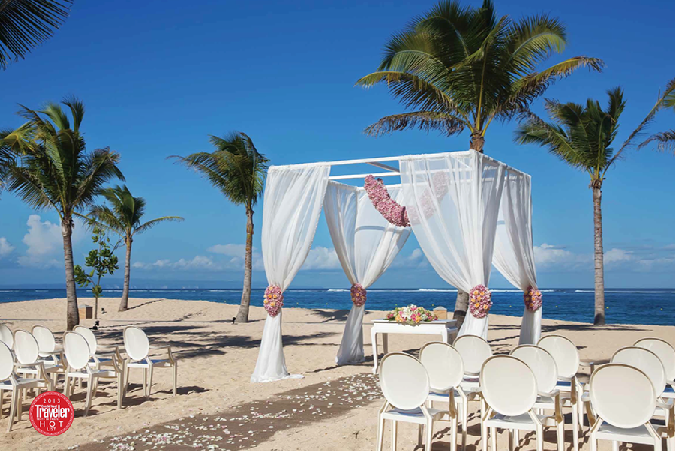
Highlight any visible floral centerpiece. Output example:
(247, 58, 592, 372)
(469, 284, 492, 318)
(350, 283, 366, 307)
(386, 304, 437, 326)
(263, 285, 284, 317)
(524, 286, 542, 312)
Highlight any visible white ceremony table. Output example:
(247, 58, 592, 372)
(370, 319, 458, 372)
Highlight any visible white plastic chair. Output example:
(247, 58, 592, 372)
(74, 326, 118, 368)
(588, 363, 671, 451)
(511, 346, 566, 450)
(538, 335, 583, 432)
(480, 355, 564, 451)
(377, 352, 444, 451)
(0, 324, 13, 349)
(636, 338, 676, 395)
(454, 335, 492, 425)
(13, 330, 57, 391)
(419, 342, 465, 451)
(63, 332, 124, 415)
(123, 327, 177, 398)
(0, 341, 50, 432)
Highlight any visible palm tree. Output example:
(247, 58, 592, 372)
(2, 98, 123, 330)
(514, 87, 640, 325)
(0, 0, 73, 69)
(635, 80, 674, 154)
(356, 0, 603, 327)
(89, 185, 184, 312)
(172, 132, 268, 323)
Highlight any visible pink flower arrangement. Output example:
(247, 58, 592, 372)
(264, 285, 284, 317)
(469, 285, 492, 319)
(350, 283, 367, 307)
(524, 286, 542, 312)
(364, 175, 410, 227)
(385, 304, 437, 326)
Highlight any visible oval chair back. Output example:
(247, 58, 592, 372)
(481, 355, 537, 416)
(589, 364, 656, 429)
(32, 325, 56, 355)
(419, 342, 464, 392)
(379, 353, 430, 410)
(13, 330, 39, 365)
(511, 345, 559, 395)
(124, 327, 150, 362)
(74, 326, 97, 357)
(612, 347, 666, 396)
(0, 323, 13, 348)
(454, 335, 492, 376)
(635, 338, 675, 385)
(64, 332, 92, 371)
(538, 335, 579, 380)
(0, 342, 14, 381)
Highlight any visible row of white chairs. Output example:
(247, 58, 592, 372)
(376, 335, 675, 451)
(0, 323, 178, 432)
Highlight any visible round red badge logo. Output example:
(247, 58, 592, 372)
(29, 391, 74, 436)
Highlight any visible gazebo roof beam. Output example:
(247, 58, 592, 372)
(329, 172, 400, 181)
(367, 161, 400, 173)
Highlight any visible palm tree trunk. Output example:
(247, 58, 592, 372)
(593, 185, 605, 325)
(62, 217, 79, 331)
(453, 291, 469, 330)
(470, 132, 485, 153)
(236, 206, 254, 323)
(119, 236, 132, 312)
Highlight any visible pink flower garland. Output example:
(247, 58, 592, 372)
(264, 285, 284, 317)
(469, 284, 492, 319)
(364, 175, 410, 227)
(524, 286, 542, 312)
(350, 283, 366, 307)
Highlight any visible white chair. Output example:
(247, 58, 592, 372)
(74, 325, 118, 368)
(123, 327, 177, 398)
(13, 330, 58, 391)
(377, 352, 444, 451)
(480, 355, 564, 451)
(538, 335, 583, 433)
(636, 338, 676, 395)
(588, 363, 671, 451)
(63, 332, 124, 415)
(0, 341, 50, 432)
(511, 345, 566, 450)
(0, 324, 13, 349)
(454, 335, 492, 426)
(419, 342, 465, 451)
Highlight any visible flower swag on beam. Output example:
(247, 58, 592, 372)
(364, 175, 410, 227)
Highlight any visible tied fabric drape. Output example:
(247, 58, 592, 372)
(399, 152, 506, 339)
(324, 182, 411, 365)
(492, 170, 540, 344)
(251, 164, 331, 382)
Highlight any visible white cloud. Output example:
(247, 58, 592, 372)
(0, 238, 14, 259)
(391, 248, 429, 269)
(18, 215, 85, 268)
(300, 246, 342, 270)
(533, 243, 587, 267)
(604, 248, 633, 264)
(207, 244, 247, 257)
(133, 257, 216, 270)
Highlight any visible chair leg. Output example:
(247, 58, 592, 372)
(142, 367, 147, 397)
(147, 364, 154, 399)
(508, 430, 514, 451)
(572, 400, 579, 451)
(172, 363, 177, 396)
(418, 424, 423, 446)
(425, 419, 433, 451)
(490, 427, 497, 451)
(391, 420, 397, 451)
(0, 390, 4, 420)
(376, 416, 385, 451)
(655, 438, 662, 451)
(590, 432, 597, 451)
(461, 397, 468, 451)
(450, 415, 458, 451)
(64, 374, 71, 398)
(557, 420, 564, 451)
(7, 389, 17, 433)
(84, 377, 94, 417)
(481, 419, 488, 451)
(125, 366, 131, 394)
(536, 426, 543, 451)
(611, 441, 619, 451)
(117, 373, 123, 408)
(17, 389, 23, 421)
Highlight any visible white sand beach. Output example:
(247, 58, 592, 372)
(0, 297, 673, 450)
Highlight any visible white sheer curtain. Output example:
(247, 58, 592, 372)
(251, 164, 331, 382)
(324, 182, 410, 365)
(492, 170, 540, 344)
(399, 151, 506, 339)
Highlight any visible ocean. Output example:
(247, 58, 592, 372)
(0, 288, 673, 326)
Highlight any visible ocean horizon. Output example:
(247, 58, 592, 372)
(0, 287, 673, 326)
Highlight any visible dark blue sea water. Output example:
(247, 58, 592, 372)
(0, 288, 673, 326)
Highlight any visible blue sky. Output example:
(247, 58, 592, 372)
(0, 0, 673, 289)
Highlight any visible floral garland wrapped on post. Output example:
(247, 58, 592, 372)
(469, 285, 492, 318)
(364, 175, 410, 227)
(524, 286, 542, 311)
(350, 283, 366, 307)
(264, 285, 284, 317)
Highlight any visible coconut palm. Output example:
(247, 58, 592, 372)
(172, 132, 268, 323)
(1, 98, 123, 330)
(88, 185, 184, 312)
(514, 87, 640, 325)
(356, 0, 603, 327)
(0, 0, 73, 69)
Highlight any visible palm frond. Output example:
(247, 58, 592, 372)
(638, 130, 675, 154)
(364, 111, 467, 137)
(133, 216, 184, 236)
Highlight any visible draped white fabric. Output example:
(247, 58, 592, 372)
(324, 182, 411, 365)
(492, 170, 540, 344)
(399, 152, 506, 339)
(251, 164, 331, 382)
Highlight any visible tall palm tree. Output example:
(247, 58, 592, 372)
(0, 0, 73, 69)
(172, 132, 268, 323)
(89, 185, 184, 312)
(2, 98, 123, 330)
(514, 87, 638, 325)
(356, 0, 603, 327)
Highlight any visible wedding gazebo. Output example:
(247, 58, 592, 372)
(251, 150, 541, 383)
